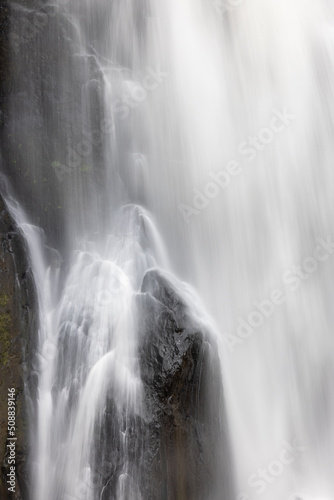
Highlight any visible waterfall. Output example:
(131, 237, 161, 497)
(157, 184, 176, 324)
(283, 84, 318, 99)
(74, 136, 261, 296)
(1, 0, 334, 499)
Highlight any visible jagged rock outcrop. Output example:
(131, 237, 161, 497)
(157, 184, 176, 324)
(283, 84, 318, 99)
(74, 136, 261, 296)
(137, 269, 234, 500)
(0, 195, 37, 500)
(97, 269, 234, 500)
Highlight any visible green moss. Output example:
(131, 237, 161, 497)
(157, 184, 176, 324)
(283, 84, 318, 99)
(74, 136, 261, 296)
(0, 312, 11, 367)
(80, 164, 92, 173)
(0, 294, 8, 307)
(0, 293, 11, 366)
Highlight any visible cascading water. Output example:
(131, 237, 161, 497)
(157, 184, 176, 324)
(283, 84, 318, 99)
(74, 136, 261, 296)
(1, 0, 334, 499)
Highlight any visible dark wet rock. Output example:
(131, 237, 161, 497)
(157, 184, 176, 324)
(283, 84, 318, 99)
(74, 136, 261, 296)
(137, 269, 234, 500)
(0, 195, 37, 500)
(96, 269, 234, 500)
(0, 1, 10, 113)
(0, 0, 117, 252)
(89, 387, 147, 500)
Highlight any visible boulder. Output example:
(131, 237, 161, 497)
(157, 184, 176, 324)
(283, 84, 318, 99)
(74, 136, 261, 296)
(137, 269, 234, 500)
(96, 268, 234, 499)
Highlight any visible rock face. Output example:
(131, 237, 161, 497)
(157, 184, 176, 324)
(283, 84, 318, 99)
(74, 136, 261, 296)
(0, 195, 37, 500)
(0, 190, 233, 500)
(97, 269, 234, 499)
(137, 269, 234, 500)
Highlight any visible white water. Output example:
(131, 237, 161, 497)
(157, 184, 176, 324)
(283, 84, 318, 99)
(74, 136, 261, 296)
(3, 0, 334, 499)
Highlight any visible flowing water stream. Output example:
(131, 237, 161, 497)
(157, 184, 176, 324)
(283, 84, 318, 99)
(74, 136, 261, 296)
(2, 0, 334, 499)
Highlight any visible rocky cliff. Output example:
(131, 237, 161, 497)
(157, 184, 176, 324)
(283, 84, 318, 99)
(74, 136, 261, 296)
(0, 202, 234, 500)
(0, 195, 37, 500)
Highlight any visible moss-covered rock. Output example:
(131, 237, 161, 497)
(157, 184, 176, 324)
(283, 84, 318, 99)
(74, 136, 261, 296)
(0, 195, 37, 500)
